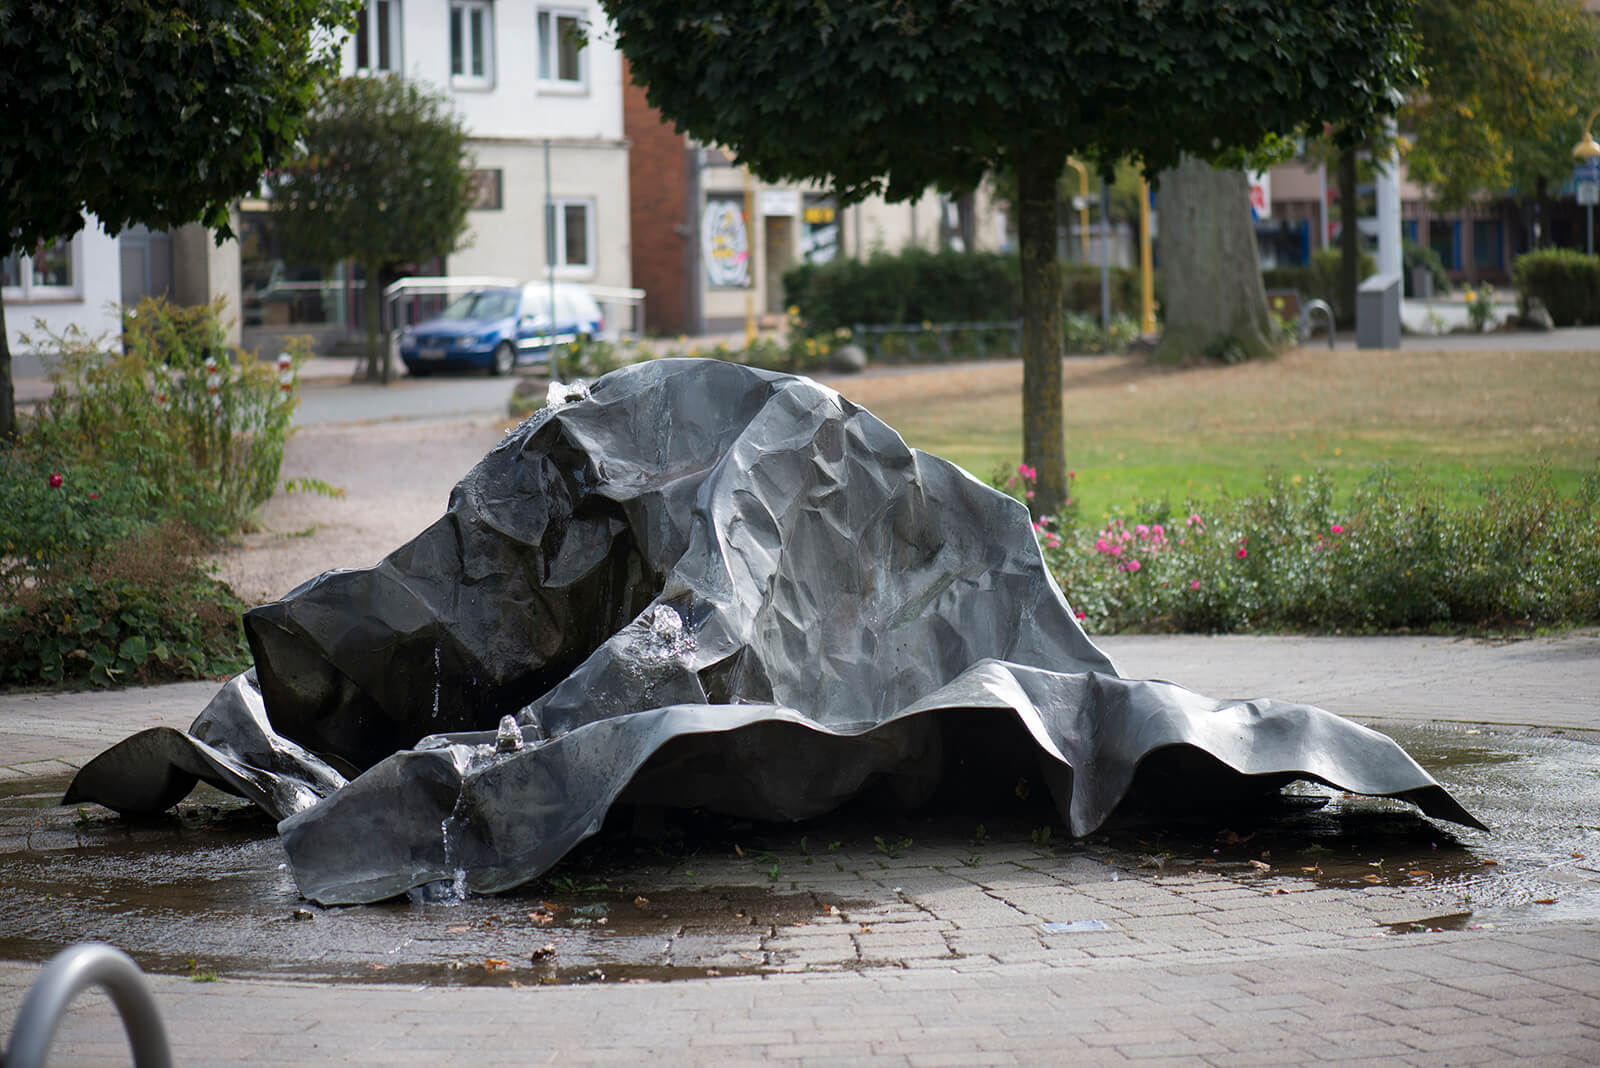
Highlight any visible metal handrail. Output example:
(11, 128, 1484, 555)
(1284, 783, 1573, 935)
(4, 943, 172, 1068)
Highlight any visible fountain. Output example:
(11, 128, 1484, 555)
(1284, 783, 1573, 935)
(64, 359, 1480, 905)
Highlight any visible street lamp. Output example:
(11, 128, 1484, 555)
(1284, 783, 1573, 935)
(1571, 107, 1600, 255)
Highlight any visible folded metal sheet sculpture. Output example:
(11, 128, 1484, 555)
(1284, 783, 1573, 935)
(66, 358, 1481, 904)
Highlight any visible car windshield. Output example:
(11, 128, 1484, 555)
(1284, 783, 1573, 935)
(440, 290, 520, 321)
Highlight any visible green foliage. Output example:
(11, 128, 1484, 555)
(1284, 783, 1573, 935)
(1403, 239, 1453, 297)
(0, 523, 252, 688)
(26, 299, 305, 539)
(784, 250, 1139, 333)
(1512, 248, 1600, 326)
(605, 1, 1417, 201)
(996, 467, 1600, 634)
(1310, 247, 1377, 314)
(784, 250, 1020, 332)
(0, 0, 356, 251)
(1404, 0, 1600, 207)
(270, 75, 472, 274)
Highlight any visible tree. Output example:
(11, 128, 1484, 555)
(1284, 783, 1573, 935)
(268, 76, 473, 383)
(0, 0, 357, 440)
(1404, 0, 1600, 211)
(1155, 157, 1274, 363)
(602, 1, 1417, 516)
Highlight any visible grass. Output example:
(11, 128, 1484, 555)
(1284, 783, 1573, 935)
(825, 346, 1600, 519)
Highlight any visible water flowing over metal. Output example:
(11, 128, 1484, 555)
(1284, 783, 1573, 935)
(66, 359, 1479, 904)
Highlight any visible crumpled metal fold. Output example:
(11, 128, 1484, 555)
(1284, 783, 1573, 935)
(65, 358, 1481, 904)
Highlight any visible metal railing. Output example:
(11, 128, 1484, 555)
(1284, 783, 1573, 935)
(1299, 299, 1336, 349)
(4, 943, 171, 1068)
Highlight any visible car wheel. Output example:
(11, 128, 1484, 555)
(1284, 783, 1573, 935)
(407, 363, 431, 378)
(490, 341, 515, 377)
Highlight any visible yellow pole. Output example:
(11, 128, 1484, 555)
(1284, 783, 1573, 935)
(1065, 158, 1090, 261)
(744, 169, 757, 345)
(1139, 175, 1155, 335)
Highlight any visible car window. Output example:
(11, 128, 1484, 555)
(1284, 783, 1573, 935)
(442, 289, 519, 320)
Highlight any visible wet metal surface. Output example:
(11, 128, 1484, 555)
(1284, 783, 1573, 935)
(3, 722, 1596, 985)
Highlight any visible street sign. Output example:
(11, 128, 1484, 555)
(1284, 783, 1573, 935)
(1575, 159, 1600, 184)
(1580, 180, 1600, 206)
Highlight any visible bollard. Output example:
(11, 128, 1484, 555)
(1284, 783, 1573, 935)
(3, 943, 172, 1068)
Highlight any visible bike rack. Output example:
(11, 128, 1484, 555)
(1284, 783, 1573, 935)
(1299, 299, 1336, 349)
(4, 943, 171, 1068)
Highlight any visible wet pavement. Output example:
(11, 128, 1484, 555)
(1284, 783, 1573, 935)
(3, 634, 1599, 1063)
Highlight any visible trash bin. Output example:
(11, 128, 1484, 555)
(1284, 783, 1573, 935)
(1357, 272, 1402, 349)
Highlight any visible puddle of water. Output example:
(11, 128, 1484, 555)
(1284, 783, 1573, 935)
(3, 722, 1596, 983)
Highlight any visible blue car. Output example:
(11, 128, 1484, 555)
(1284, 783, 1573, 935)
(399, 282, 603, 377)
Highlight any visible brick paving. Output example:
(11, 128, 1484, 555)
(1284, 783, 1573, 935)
(4, 634, 1598, 1064)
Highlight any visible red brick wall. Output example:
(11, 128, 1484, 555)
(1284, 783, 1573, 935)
(624, 61, 690, 336)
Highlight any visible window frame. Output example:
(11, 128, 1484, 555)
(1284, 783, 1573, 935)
(544, 196, 596, 277)
(450, 0, 495, 90)
(536, 6, 589, 93)
(353, 0, 403, 74)
(2, 234, 82, 302)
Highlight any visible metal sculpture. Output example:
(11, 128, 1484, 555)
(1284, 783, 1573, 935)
(66, 359, 1480, 904)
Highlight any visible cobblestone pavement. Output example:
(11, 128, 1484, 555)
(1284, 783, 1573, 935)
(4, 634, 1599, 1063)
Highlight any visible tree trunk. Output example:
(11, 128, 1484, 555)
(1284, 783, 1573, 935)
(956, 191, 976, 252)
(1338, 146, 1360, 326)
(362, 257, 387, 384)
(0, 297, 14, 440)
(1153, 154, 1274, 363)
(1017, 153, 1066, 519)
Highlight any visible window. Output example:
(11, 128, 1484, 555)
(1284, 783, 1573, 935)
(544, 198, 594, 273)
(354, 0, 402, 73)
(1428, 219, 1461, 272)
(450, 1, 493, 88)
(2, 236, 79, 300)
(1472, 219, 1504, 271)
(537, 7, 587, 88)
(467, 169, 503, 211)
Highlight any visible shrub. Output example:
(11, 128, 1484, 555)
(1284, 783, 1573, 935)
(0, 523, 251, 687)
(995, 466, 1600, 634)
(1511, 248, 1600, 326)
(26, 297, 307, 539)
(1310, 247, 1377, 322)
(1403, 238, 1452, 297)
(783, 249, 1143, 336)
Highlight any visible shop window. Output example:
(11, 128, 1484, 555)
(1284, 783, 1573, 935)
(1472, 220, 1504, 271)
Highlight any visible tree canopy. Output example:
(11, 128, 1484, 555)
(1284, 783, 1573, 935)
(269, 75, 473, 381)
(0, 0, 356, 438)
(1, 0, 355, 250)
(604, 0, 1418, 514)
(1405, 0, 1600, 208)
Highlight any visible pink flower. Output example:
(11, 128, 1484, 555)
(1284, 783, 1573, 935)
(1330, 524, 1344, 535)
(1187, 513, 1203, 527)
(1124, 559, 1141, 573)
(1064, 498, 1074, 506)
(1075, 610, 1086, 620)
(1025, 490, 1035, 500)
(1067, 470, 1076, 478)
(1095, 537, 1112, 553)
(1135, 524, 1149, 538)
(1152, 524, 1165, 538)
(1236, 547, 1248, 560)
(1189, 579, 1201, 590)
(1017, 463, 1037, 481)
(48, 473, 63, 489)
(88, 492, 99, 499)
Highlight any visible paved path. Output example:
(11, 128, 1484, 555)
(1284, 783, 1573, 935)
(4, 635, 1598, 1064)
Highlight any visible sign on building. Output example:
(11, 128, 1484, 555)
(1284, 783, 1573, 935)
(703, 196, 750, 288)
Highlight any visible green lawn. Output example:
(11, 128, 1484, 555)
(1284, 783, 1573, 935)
(824, 346, 1600, 521)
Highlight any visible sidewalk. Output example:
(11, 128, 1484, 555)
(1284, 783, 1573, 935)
(4, 633, 1598, 1064)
